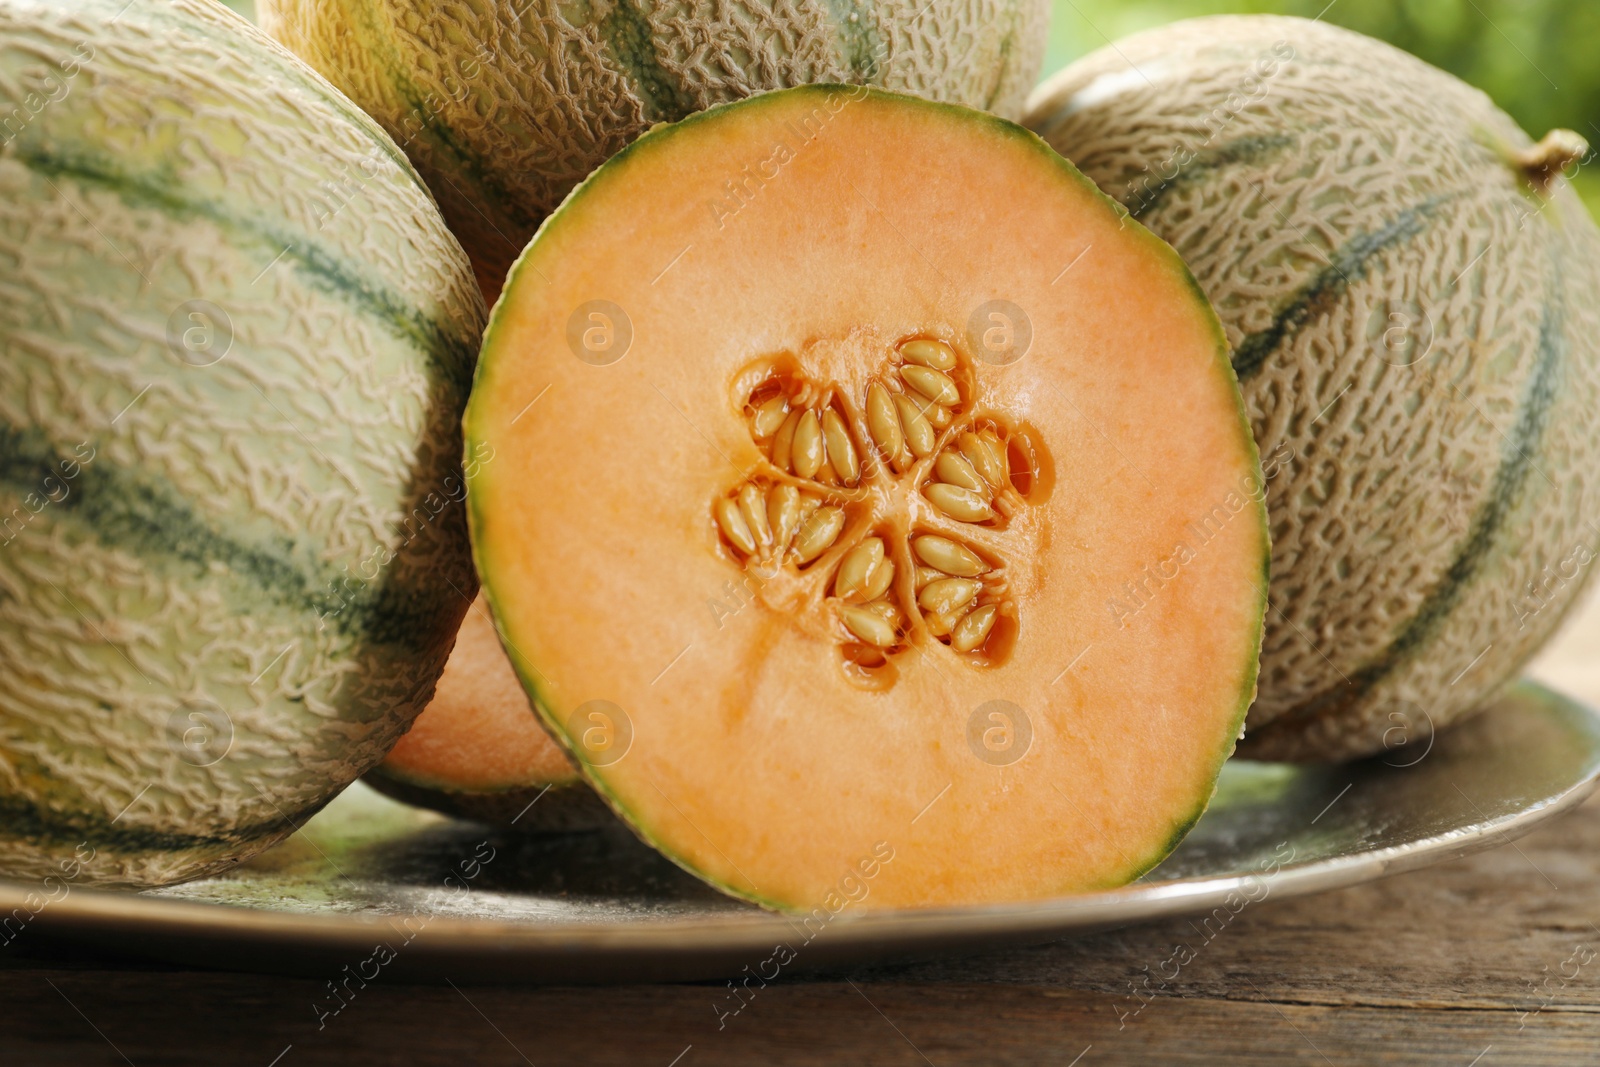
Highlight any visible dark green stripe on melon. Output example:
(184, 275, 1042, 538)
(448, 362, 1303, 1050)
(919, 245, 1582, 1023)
(334, 0, 546, 248)
(0, 422, 462, 650)
(1259, 287, 1563, 734)
(819, 0, 888, 85)
(12, 148, 477, 395)
(1127, 133, 1295, 220)
(1230, 196, 1449, 381)
(597, 0, 700, 122)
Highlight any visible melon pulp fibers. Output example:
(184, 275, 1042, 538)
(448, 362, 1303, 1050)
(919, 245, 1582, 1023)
(466, 87, 1268, 911)
(366, 594, 613, 831)
(0, 0, 483, 887)
(1026, 15, 1600, 762)
(258, 0, 1049, 296)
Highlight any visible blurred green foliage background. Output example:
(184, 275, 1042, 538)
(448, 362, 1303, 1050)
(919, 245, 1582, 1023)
(1040, 0, 1599, 213)
(222, 0, 1597, 212)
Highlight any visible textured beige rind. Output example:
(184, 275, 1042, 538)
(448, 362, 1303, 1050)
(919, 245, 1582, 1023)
(259, 0, 1049, 291)
(1026, 16, 1600, 761)
(0, 0, 485, 885)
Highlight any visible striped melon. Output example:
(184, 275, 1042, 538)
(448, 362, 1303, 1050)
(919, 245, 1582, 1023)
(0, 0, 484, 886)
(258, 0, 1050, 294)
(1026, 16, 1600, 761)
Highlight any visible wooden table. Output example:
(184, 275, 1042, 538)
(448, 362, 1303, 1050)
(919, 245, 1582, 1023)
(6, 591, 1600, 1066)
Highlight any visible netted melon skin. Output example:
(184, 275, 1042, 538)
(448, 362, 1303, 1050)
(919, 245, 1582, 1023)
(259, 0, 1049, 292)
(1027, 16, 1600, 761)
(0, 0, 485, 886)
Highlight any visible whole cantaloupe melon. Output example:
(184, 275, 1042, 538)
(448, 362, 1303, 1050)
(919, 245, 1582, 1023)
(1026, 16, 1600, 761)
(258, 0, 1050, 294)
(0, 0, 484, 886)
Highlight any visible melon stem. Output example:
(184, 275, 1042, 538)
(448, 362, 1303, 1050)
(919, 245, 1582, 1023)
(1513, 129, 1589, 191)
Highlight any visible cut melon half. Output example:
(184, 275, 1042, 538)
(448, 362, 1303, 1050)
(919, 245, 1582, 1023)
(466, 87, 1269, 911)
(365, 595, 612, 830)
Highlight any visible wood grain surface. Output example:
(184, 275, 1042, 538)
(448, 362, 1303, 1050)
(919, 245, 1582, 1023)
(4, 588, 1600, 1066)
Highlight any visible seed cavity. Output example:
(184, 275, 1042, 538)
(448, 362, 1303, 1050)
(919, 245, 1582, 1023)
(717, 344, 1039, 678)
(715, 482, 840, 566)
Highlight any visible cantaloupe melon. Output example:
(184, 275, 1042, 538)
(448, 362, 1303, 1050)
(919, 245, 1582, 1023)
(0, 0, 484, 886)
(1026, 16, 1600, 761)
(465, 86, 1269, 910)
(366, 595, 612, 830)
(258, 0, 1050, 295)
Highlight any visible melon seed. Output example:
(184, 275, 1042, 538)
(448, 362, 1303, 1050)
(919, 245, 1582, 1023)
(772, 409, 801, 472)
(900, 365, 959, 406)
(866, 382, 907, 468)
(792, 409, 824, 479)
(768, 484, 802, 551)
(794, 505, 845, 564)
(912, 534, 986, 577)
(900, 338, 957, 371)
(821, 408, 860, 486)
(738, 482, 772, 547)
(860, 557, 896, 602)
(839, 604, 897, 647)
(924, 483, 995, 523)
(716, 497, 757, 555)
(959, 430, 1008, 489)
(894, 393, 936, 457)
(950, 603, 998, 653)
(925, 609, 962, 638)
(752, 394, 789, 438)
(934, 452, 987, 495)
(835, 537, 885, 601)
(915, 565, 942, 590)
(919, 577, 982, 616)
(926, 404, 953, 430)
(861, 599, 901, 627)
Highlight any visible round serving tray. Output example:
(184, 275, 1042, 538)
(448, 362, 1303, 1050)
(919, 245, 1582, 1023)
(6, 680, 1596, 984)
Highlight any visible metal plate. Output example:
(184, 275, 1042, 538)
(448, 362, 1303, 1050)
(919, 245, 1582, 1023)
(6, 681, 1598, 984)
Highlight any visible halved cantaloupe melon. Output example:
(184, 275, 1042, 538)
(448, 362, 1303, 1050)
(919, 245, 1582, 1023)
(366, 595, 612, 830)
(466, 87, 1269, 910)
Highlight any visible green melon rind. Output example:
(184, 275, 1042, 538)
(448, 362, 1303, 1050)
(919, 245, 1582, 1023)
(465, 86, 1267, 910)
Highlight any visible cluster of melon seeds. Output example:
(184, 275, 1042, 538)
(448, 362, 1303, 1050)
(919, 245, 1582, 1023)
(712, 337, 1044, 683)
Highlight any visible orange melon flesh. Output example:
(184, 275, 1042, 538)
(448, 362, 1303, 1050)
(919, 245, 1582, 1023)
(378, 596, 579, 794)
(466, 87, 1267, 911)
